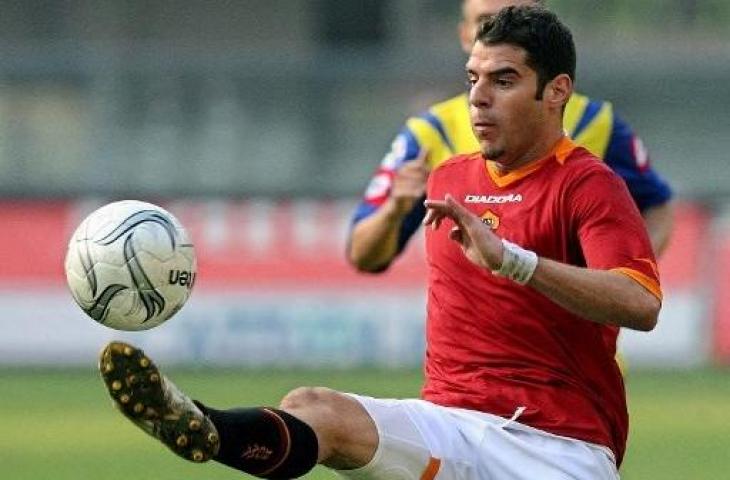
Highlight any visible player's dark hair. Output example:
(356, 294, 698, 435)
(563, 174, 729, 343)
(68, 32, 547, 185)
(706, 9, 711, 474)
(477, 5, 575, 100)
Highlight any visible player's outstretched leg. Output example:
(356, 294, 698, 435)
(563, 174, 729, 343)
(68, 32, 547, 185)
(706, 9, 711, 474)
(99, 341, 321, 479)
(99, 341, 220, 463)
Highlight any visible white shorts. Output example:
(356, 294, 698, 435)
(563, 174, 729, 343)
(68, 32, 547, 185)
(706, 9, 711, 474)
(336, 395, 620, 480)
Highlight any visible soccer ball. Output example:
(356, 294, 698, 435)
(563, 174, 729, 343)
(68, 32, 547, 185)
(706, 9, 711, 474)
(65, 200, 196, 331)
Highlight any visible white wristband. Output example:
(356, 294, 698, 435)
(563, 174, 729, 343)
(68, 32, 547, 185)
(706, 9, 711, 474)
(492, 239, 538, 285)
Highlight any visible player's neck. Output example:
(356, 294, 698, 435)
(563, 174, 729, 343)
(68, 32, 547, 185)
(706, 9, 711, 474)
(491, 130, 566, 174)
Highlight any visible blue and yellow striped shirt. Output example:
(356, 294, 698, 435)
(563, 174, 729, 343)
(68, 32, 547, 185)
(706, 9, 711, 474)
(353, 92, 672, 255)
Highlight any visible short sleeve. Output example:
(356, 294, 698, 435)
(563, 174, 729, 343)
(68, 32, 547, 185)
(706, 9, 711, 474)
(603, 113, 673, 212)
(350, 125, 423, 225)
(350, 120, 440, 261)
(569, 165, 662, 299)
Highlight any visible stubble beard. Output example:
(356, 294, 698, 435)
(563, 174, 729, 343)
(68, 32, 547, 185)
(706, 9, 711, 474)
(483, 146, 505, 161)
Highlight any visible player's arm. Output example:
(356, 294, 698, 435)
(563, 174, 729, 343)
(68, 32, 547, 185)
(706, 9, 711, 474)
(526, 258, 659, 331)
(642, 201, 674, 256)
(423, 192, 660, 332)
(347, 122, 435, 272)
(347, 151, 429, 272)
(604, 113, 674, 256)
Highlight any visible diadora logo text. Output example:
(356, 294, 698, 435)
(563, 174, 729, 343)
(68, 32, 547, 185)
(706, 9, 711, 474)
(464, 194, 523, 204)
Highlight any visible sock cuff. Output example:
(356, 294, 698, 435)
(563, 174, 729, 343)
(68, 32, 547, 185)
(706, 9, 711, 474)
(263, 409, 318, 480)
(198, 403, 318, 480)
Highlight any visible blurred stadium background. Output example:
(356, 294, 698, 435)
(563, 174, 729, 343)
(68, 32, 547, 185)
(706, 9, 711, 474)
(1, 1, 729, 478)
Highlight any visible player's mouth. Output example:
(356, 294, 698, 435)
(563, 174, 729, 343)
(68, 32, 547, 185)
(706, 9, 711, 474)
(473, 122, 498, 137)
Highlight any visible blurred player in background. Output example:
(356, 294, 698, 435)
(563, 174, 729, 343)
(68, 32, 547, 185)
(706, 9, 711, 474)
(347, 0, 674, 273)
(99, 7, 660, 478)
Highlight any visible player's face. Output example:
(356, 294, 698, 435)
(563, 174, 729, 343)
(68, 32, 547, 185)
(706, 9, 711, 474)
(466, 41, 546, 165)
(459, 0, 537, 53)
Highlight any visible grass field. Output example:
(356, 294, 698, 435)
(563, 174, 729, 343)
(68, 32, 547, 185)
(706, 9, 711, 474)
(2, 367, 729, 479)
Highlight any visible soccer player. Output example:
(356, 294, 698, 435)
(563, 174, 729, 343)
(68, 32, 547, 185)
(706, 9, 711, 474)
(99, 6, 659, 479)
(347, 0, 673, 273)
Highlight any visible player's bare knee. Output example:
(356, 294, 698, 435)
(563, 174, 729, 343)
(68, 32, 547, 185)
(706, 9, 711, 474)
(280, 387, 366, 441)
(280, 386, 340, 411)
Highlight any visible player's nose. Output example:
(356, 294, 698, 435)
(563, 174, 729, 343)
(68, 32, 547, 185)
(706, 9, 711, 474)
(469, 82, 493, 108)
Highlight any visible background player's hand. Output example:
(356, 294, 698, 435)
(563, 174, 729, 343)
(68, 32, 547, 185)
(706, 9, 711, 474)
(423, 194, 504, 270)
(389, 151, 430, 216)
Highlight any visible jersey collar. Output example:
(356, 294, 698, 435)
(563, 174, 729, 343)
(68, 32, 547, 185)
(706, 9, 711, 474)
(485, 136, 576, 188)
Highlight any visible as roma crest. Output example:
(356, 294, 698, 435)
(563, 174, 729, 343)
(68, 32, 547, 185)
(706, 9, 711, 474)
(481, 209, 500, 230)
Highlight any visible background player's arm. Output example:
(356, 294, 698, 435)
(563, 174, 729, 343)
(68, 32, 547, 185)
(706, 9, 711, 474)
(603, 113, 674, 256)
(424, 195, 660, 331)
(642, 201, 674, 256)
(348, 152, 429, 272)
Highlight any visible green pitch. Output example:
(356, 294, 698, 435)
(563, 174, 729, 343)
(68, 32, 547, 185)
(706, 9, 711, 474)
(2, 367, 729, 479)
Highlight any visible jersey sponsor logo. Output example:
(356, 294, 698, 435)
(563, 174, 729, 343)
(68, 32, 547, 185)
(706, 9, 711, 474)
(481, 209, 500, 230)
(464, 193, 523, 204)
(364, 173, 392, 201)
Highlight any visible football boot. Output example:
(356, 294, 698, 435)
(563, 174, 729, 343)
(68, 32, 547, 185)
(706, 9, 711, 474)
(99, 341, 220, 463)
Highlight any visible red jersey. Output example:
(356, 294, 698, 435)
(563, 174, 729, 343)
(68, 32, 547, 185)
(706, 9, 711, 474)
(422, 137, 661, 466)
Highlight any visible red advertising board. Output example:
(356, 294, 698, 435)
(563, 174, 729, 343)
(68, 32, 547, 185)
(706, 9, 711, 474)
(0, 199, 428, 290)
(0, 198, 723, 366)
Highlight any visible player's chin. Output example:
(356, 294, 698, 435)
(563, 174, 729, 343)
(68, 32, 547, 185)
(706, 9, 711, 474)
(482, 145, 505, 161)
(475, 136, 501, 158)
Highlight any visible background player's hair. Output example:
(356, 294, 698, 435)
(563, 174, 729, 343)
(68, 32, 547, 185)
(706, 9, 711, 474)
(477, 5, 575, 100)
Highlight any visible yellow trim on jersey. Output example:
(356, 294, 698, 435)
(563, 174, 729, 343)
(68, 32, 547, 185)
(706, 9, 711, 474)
(409, 92, 613, 170)
(612, 267, 663, 301)
(574, 102, 614, 158)
(564, 94, 590, 137)
(429, 95, 480, 157)
(405, 117, 452, 169)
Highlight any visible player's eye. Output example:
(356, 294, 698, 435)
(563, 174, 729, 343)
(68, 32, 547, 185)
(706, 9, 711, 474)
(494, 78, 513, 88)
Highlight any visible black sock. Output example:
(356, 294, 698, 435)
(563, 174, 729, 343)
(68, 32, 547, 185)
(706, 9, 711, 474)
(195, 402, 318, 479)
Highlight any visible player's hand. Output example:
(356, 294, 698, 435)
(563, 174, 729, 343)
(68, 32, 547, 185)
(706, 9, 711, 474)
(423, 194, 504, 270)
(389, 151, 430, 216)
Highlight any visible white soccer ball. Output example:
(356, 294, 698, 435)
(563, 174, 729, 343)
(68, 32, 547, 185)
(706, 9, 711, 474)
(64, 200, 196, 331)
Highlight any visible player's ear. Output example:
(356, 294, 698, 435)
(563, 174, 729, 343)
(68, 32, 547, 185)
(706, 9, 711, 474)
(545, 74, 573, 110)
